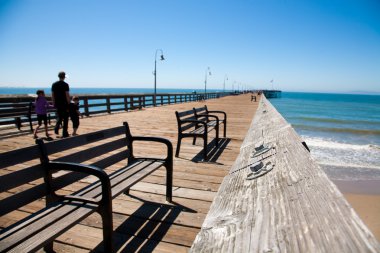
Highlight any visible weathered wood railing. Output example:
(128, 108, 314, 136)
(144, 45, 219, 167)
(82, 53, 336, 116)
(0, 92, 231, 130)
(190, 96, 379, 252)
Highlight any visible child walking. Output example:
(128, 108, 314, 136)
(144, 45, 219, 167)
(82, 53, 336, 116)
(69, 96, 82, 136)
(33, 90, 52, 139)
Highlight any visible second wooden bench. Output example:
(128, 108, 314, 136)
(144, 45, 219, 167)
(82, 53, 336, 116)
(175, 105, 227, 160)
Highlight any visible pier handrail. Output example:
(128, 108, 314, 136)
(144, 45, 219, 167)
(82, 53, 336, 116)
(190, 96, 379, 252)
(0, 91, 233, 130)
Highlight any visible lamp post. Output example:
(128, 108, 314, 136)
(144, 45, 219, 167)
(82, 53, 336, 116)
(223, 75, 228, 93)
(204, 67, 211, 99)
(153, 49, 165, 107)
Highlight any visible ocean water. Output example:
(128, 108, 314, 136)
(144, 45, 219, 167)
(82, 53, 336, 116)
(270, 92, 380, 181)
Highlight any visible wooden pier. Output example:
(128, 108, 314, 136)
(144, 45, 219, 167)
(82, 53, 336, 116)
(0, 93, 258, 252)
(1, 93, 378, 252)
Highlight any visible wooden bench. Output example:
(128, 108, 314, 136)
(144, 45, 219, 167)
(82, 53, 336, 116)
(0, 101, 33, 131)
(0, 100, 56, 132)
(0, 122, 173, 252)
(175, 106, 227, 160)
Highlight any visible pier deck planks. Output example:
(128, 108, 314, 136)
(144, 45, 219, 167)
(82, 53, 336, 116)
(0, 94, 258, 252)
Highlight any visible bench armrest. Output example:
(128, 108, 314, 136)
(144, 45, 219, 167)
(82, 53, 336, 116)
(131, 136, 173, 162)
(207, 110, 227, 120)
(46, 161, 112, 206)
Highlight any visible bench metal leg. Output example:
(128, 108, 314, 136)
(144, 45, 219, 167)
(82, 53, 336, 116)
(100, 208, 114, 252)
(175, 137, 181, 157)
(224, 121, 227, 137)
(28, 115, 33, 132)
(166, 164, 173, 203)
(15, 117, 21, 130)
(216, 126, 219, 147)
(192, 136, 196, 145)
(44, 242, 54, 253)
(203, 134, 208, 160)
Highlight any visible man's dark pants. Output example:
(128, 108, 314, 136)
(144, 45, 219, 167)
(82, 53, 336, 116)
(55, 109, 69, 137)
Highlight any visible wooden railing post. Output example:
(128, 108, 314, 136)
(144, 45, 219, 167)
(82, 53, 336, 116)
(83, 98, 89, 116)
(106, 97, 111, 113)
(124, 97, 128, 111)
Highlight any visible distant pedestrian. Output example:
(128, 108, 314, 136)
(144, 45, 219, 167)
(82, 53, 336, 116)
(69, 96, 82, 136)
(33, 90, 53, 139)
(51, 71, 70, 138)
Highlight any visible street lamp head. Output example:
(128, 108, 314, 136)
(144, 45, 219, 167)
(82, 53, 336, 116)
(207, 67, 211, 76)
(154, 49, 165, 107)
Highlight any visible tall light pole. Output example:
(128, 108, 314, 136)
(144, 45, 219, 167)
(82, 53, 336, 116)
(153, 49, 165, 107)
(223, 75, 228, 93)
(204, 67, 211, 99)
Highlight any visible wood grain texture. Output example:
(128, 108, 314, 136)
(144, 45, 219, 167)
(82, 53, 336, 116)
(190, 96, 380, 253)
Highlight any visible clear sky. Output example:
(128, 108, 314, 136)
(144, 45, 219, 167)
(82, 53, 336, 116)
(0, 0, 379, 93)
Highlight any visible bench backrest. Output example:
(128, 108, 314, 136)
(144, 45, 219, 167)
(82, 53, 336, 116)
(193, 106, 209, 121)
(0, 101, 33, 126)
(0, 100, 56, 131)
(0, 123, 132, 217)
(175, 109, 199, 132)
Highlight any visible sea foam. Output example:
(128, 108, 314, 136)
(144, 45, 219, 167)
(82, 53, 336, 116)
(303, 136, 380, 173)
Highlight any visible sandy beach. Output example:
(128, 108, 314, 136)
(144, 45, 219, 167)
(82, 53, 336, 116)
(334, 180, 380, 241)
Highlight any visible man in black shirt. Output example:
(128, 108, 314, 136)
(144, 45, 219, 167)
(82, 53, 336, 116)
(51, 71, 70, 138)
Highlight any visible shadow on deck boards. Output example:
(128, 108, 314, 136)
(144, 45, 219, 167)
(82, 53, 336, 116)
(191, 138, 231, 164)
(92, 197, 196, 252)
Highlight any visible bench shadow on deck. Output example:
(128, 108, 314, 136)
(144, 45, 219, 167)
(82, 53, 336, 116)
(93, 199, 196, 252)
(189, 138, 231, 164)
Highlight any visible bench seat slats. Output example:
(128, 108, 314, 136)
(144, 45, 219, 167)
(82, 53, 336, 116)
(0, 203, 97, 253)
(0, 160, 165, 253)
(73, 159, 164, 200)
(110, 160, 164, 198)
(186, 121, 217, 135)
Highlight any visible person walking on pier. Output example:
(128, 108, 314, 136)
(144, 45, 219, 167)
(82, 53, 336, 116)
(33, 90, 53, 139)
(69, 96, 82, 136)
(51, 71, 71, 138)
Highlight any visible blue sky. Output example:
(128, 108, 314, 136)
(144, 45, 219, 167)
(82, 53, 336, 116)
(0, 0, 379, 93)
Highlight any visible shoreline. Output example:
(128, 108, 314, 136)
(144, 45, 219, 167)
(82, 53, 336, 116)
(333, 179, 380, 195)
(334, 179, 380, 241)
